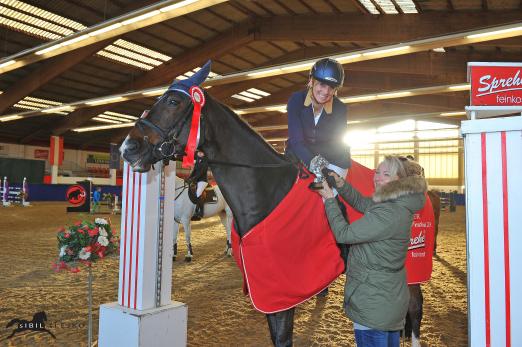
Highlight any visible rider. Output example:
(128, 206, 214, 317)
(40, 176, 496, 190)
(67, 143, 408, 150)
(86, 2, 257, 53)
(285, 57, 351, 297)
(189, 150, 208, 221)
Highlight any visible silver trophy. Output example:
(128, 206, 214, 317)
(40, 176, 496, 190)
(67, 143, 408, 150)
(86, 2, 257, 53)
(308, 155, 330, 190)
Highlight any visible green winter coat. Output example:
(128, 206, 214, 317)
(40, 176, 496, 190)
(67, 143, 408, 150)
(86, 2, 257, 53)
(324, 175, 427, 331)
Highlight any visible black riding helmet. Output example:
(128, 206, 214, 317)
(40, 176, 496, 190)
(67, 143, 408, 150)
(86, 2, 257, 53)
(310, 58, 344, 88)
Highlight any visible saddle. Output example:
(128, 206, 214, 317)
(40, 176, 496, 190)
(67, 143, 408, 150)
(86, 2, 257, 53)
(187, 181, 218, 205)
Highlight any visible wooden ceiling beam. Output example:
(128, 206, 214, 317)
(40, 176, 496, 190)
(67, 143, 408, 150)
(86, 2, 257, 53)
(253, 12, 522, 43)
(43, 22, 255, 138)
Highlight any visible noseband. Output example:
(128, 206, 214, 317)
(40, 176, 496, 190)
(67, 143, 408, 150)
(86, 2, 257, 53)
(135, 92, 195, 161)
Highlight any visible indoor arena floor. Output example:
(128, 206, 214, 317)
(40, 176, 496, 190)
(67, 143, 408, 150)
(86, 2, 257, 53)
(0, 203, 467, 346)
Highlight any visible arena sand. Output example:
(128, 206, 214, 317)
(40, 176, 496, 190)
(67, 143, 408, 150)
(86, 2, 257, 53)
(0, 202, 467, 346)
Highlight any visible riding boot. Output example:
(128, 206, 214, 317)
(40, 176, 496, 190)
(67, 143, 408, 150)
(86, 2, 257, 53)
(266, 308, 294, 347)
(192, 200, 204, 221)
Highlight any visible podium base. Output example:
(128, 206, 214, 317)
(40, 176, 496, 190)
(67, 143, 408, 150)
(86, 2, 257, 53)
(98, 301, 187, 347)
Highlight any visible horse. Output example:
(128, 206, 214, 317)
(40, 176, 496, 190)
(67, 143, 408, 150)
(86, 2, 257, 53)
(5, 311, 56, 339)
(173, 175, 233, 261)
(121, 61, 303, 346)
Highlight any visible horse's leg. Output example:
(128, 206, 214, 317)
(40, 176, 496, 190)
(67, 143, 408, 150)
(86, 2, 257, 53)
(173, 222, 180, 261)
(266, 308, 295, 347)
(408, 284, 423, 347)
(182, 219, 193, 262)
(219, 208, 233, 256)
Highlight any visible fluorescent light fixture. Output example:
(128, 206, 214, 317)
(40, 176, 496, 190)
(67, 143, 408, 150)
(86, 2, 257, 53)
(337, 54, 362, 63)
(92, 117, 122, 124)
(247, 88, 270, 97)
(160, 0, 200, 12)
(35, 45, 61, 55)
(265, 106, 286, 113)
(247, 68, 282, 77)
(448, 84, 470, 91)
(281, 62, 314, 71)
(60, 34, 90, 47)
(0, 60, 16, 68)
(467, 26, 522, 39)
(89, 23, 122, 37)
(142, 88, 168, 96)
(347, 120, 362, 124)
(105, 111, 138, 120)
(377, 91, 412, 98)
(121, 11, 161, 25)
(73, 123, 135, 132)
(41, 106, 75, 113)
(85, 96, 125, 105)
(0, 115, 23, 122)
(363, 46, 411, 57)
(239, 91, 263, 99)
(433, 47, 446, 53)
(342, 95, 377, 103)
(235, 110, 246, 115)
(440, 111, 466, 116)
(231, 94, 255, 102)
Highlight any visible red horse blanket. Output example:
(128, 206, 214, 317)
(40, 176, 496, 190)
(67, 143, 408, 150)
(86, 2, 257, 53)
(231, 161, 435, 313)
(231, 174, 345, 313)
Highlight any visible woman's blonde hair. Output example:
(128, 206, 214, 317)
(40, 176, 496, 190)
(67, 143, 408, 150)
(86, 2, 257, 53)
(379, 155, 407, 179)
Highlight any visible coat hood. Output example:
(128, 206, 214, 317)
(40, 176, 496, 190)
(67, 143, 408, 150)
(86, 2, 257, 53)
(372, 175, 427, 207)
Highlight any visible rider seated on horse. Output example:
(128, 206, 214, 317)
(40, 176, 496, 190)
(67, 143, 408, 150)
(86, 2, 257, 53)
(188, 150, 208, 221)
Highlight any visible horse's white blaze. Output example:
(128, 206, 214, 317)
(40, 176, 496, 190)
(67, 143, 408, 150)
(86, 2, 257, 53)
(411, 334, 421, 347)
(119, 135, 131, 155)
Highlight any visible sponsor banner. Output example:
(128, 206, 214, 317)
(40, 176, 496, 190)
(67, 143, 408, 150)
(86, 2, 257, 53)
(87, 153, 110, 165)
(34, 149, 49, 159)
(469, 63, 522, 106)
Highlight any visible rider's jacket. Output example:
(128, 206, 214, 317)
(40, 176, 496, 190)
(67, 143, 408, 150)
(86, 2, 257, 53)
(285, 89, 351, 169)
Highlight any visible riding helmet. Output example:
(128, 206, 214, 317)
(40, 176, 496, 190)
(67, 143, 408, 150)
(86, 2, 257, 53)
(309, 58, 344, 88)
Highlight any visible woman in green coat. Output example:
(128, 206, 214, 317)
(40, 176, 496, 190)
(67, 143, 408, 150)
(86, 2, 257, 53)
(317, 156, 427, 347)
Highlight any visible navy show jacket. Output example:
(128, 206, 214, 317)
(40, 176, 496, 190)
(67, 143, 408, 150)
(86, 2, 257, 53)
(286, 90, 351, 169)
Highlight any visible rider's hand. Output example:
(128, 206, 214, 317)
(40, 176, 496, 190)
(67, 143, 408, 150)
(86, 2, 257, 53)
(317, 181, 335, 199)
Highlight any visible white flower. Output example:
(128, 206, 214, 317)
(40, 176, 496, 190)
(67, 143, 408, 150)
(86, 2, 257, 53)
(79, 248, 91, 260)
(95, 218, 108, 225)
(59, 246, 67, 257)
(98, 236, 109, 246)
(98, 227, 108, 237)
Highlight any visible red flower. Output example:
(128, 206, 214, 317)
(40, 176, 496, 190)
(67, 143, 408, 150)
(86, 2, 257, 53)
(70, 267, 80, 273)
(84, 245, 93, 253)
(78, 229, 85, 234)
(80, 260, 92, 267)
(88, 228, 98, 237)
(52, 261, 69, 272)
(64, 233, 70, 238)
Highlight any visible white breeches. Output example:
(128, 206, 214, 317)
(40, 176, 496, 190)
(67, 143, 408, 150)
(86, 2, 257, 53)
(196, 181, 208, 197)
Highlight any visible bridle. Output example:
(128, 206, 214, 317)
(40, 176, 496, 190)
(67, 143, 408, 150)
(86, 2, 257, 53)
(134, 90, 196, 162)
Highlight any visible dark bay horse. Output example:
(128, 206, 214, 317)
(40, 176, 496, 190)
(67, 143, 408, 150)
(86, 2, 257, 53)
(121, 61, 300, 346)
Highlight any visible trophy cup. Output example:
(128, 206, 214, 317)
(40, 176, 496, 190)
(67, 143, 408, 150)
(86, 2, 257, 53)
(308, 155, 330, 190)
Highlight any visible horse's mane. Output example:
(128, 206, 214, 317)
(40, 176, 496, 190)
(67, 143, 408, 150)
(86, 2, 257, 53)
(205, 93, 290, 164)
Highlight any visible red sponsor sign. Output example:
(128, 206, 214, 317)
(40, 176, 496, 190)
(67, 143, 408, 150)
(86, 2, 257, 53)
(34, 149, 49, 159)
(66, 185, 86, 206)
(469, 63, 522, 106)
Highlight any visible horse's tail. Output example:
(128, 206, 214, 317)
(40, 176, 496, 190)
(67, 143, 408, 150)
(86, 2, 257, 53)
(6, 319, 20, 328)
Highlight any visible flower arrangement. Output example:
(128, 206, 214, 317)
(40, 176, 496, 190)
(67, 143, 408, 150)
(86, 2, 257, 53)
(53, 218, 118, 272)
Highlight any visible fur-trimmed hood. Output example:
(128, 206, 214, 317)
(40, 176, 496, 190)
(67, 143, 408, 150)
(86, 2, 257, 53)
(372, 175, 427, 205)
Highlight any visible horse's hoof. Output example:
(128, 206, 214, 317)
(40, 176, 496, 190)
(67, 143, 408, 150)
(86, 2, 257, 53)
(185, 256, 192, 262)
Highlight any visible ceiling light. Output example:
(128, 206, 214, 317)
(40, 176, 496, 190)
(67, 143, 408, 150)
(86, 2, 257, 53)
(357, 0, 380, 14)
(377, 91, 412, 98)
(35, 45, 61, 55)
(247, 88, 270, 97)
(41, 106, 75, 113)
(239, 91, 262, 99)
(337, 54, 362, 63)
(92, 117, 122, 124)
(73, 123, 135, 132)
(104, 111, 138, 120)
(89, 23, 122, 37)
(374, 0, 398, 14)
(0, 115, 22, 122)
(160, 0, 200, 12)
(433, 47, 446, 53)
(363, 46, 411, 56)
(265, 106, 286, 113)
(342, 95, 377, 103)
(60, 34, 90, 47)
(121, 11, 161, 26)
(467, 26, 522, 39)
(142, 88, 168, 96)
(231, 94, 255, 102)
(85, 96, 125, 105)
(448, 84, 470, 91)
(0, 60, 16, 68)
(440, 111, 466, 116)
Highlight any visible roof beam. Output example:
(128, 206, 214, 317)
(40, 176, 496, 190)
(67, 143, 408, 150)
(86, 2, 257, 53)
(253, 12, 522, 43)
(20, 22, 255, 142)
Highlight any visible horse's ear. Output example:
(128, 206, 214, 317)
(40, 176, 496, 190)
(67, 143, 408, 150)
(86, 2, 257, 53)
(190, 60, 212, 86)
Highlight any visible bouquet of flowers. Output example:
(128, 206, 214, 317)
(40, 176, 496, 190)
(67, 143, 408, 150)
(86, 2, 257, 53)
(53, 218, 118, 272)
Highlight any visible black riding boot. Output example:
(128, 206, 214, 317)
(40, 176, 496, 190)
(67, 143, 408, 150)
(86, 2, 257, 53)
(192, 200, 204, 221)
(266, 308, 294, 347)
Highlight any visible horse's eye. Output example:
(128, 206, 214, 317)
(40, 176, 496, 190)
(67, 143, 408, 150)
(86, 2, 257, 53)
(168, 99, 179, 106)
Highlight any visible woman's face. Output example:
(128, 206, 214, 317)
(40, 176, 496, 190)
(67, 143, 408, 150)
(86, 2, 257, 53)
(374, 161, 399, 188)
(311, 80, 336, 105)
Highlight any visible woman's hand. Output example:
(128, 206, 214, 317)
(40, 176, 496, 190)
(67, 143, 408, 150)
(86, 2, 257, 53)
(317, 180, 335, 199)
(328, 171, 345, 188)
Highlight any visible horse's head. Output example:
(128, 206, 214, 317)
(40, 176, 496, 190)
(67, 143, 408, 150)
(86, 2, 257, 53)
(121, 61, 211, 172)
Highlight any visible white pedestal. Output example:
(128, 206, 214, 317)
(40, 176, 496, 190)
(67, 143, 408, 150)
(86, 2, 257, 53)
(98, 301, 187, 347)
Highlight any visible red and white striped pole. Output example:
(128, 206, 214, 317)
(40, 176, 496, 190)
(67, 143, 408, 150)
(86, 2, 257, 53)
(99, 162, 187, 347)
(462, 116, 522, 347)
